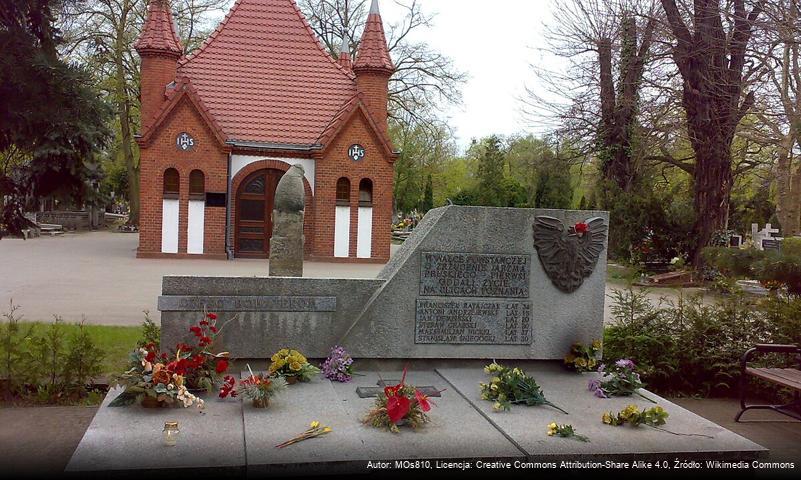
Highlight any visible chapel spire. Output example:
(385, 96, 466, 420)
(134, 0, 183, 57)
(353, 0, 394, 73)
(353, 0, 394, 137)
(338, 34, 352, 70)
(135, 0, 183, 131)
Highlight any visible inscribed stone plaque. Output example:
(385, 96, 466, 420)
(415, 299, 532, 345)
(158, 296, 336, 312)
(419, 252, 530, 298)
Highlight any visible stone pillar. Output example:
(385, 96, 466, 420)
(269, 164, 305, 277)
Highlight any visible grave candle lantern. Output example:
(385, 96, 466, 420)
(162, 421, 180, 446)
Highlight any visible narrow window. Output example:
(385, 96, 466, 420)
(336, 177, 350, 206)
(359, 179, 373, 207)
(163, 168, 179, 198)
(189, 169, 205, 200)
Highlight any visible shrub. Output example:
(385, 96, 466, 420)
(701, 247, 765, 277)
(604, 288, 801, 398)
(136, 311, 160, 350)
(0, 302, 35, 398)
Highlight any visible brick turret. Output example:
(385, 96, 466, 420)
(135, 0, 183, 132)
(353, 0, 394, 136)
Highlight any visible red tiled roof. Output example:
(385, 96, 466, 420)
(135, 0, 183, 56)
(177, 0, 358, 146)
(353, 8, 393, 72)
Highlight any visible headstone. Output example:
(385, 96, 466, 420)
(762, 238, 783, 253)
(269, 164, 305, 277)
(729, 234, 742, 248)
(161, 206, 609, 359)
(752, 223, 780, 250)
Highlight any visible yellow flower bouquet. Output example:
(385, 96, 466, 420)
(268, 348, 320, 384)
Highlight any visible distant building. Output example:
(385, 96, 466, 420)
(135, 0, 396, 261)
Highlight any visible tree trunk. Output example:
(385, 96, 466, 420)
(776, 133, 798, 235)
(689, 133, 733, 264)
(113, 16, 139, 226)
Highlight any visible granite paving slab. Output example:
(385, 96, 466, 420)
(436, 364, 768, 461)
(245, 370, 524, 476)
(66, 387, 246, 474)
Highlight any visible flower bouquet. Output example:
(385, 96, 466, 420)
(109, 347, 205, 409)
(563, 340, 601, 373)
(109, 312, 232, 408)
(602, 404, 668, 427)
(321, 345, 355, 382)
(480, 362, 567, 413)
(226, 364, 288, 408)
(268, 348, 320, 384)
(588, 359, 655, 402)
(363, 368, 438, 433)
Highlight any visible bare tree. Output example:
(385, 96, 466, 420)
(749, 0, 801, 234)
(660, 0, 765, 262)
(298, 0, 466, 136)
(525, 0, 659, 193)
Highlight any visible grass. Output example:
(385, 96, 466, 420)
(14, 322, 141, 376)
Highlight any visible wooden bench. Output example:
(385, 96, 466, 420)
(735, 344, 801, 422)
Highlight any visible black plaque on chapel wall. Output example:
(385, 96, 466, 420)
(205, 192, 226, 207)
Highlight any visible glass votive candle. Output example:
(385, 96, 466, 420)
(163, 421, 180, 446)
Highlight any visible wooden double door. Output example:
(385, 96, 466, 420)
(235, 168, 285, 258)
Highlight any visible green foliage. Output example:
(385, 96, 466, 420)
(0, 303, 106, 403)
(64, 321, 104, 391)
(781, 238, 801, 257)
(752, 254, 801, 295)
(136, 312, 160, 350)
(475, 135, 507, 206)
(533, 165, 573, 208)
(604, 288, 801, 397)
(0, 0, 110, 236)
(596, 179, 695, 263)
(420, 174, 433, 212)
(702, 247, 765, 277)
(0, 302, 35, 397)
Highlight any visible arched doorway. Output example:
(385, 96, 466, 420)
(235, 168, 285, 257)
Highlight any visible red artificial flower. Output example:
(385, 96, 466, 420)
(145, 350, 156, 363)
(414, 389, 431, 412)
(207, 313, 218, 320)
(160, 353, 168, 360)
(200, 320, 209, 326)
(219, 375, 237, 399)
(215, 359, 229, 374)
(189, 326, 202, 337)
(383, 367, 408, 398)
(210, 326, 218, 333)
(386, 395, 411, 424)
(201, 336, 212, 345)
(575, 222, 589, 234)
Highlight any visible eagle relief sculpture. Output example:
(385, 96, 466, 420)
(532, 216, 607, 293)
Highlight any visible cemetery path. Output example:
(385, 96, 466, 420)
(0, 231, 723, 326)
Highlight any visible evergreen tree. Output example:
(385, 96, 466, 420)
(0, 0, 110, 236)
(475, 135, 506, 206)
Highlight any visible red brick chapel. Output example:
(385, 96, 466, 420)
(134, 0, 397, 262)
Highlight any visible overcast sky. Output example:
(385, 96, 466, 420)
(378, 0, 556, 150)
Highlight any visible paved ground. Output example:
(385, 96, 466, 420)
(0, 231, 386, 325)
(0, 231, 716, 326)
